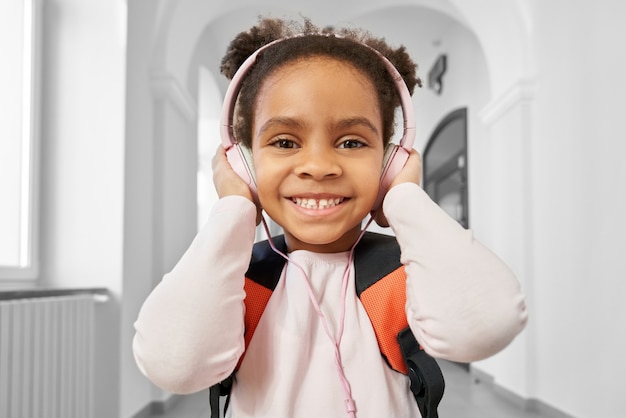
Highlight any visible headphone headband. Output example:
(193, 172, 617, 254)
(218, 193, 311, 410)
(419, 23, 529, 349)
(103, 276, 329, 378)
(220, 35, 415, 151)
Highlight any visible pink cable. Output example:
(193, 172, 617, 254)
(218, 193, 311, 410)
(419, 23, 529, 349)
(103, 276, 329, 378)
(262, 217, 374, 418)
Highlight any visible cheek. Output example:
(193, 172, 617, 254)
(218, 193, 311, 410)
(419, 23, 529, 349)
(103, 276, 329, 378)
(252, 155, 277, 185)
(252, 157, 284, 207)
(355, 160, 384, 197)
(364, 173, 382, 201)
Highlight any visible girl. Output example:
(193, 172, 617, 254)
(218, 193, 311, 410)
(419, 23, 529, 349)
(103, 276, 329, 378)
(133, 17, 527, 418)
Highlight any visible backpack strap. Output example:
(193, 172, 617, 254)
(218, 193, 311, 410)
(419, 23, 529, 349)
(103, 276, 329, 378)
(398, 327, 445, 418)
(240, 236, 287, 357)
(354, 232, 445, 418)
(353, 232, 407, 373)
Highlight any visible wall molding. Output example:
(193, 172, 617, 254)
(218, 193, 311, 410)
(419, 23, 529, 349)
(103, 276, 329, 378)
(150, 71, 198, 122)
(479, 78, 535, 126)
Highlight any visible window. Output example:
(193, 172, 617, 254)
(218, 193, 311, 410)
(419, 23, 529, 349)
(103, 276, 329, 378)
(0, 0, 41, 279)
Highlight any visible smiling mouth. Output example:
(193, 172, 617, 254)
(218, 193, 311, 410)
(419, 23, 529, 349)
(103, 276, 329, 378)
(292, 197, 345, 210)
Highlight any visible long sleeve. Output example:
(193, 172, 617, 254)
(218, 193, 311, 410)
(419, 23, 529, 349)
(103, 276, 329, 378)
(384, 183, 528, 363)
(132, 196, 257, 394)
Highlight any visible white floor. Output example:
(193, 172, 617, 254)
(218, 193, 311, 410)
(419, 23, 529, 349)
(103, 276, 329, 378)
(148, 361, 562, 418)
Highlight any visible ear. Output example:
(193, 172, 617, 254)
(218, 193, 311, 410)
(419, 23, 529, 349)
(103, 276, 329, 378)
(373, 208, 390, 228)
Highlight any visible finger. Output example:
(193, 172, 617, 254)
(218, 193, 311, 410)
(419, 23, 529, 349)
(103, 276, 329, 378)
(212, 144, 257, 204)
(390, 149, 422, 189)
(404, 149, 422, 174)
(211, 145, 228, 171)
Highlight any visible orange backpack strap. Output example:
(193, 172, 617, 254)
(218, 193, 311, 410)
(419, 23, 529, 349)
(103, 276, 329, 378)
(353, 232, 409, 373)
(242, 236, 288, 354)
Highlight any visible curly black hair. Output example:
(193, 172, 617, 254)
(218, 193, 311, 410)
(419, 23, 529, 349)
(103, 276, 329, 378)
(220, 17, 421, 148)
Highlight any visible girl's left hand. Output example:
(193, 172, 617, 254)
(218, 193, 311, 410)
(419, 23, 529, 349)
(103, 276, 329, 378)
(390, 148, 422, 189)
(374, 149, 422, 227)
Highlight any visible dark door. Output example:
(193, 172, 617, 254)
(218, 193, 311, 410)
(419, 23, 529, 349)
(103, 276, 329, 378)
(423, 108, 468, 229)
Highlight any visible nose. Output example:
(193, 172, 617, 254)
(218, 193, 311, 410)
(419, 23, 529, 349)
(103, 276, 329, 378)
(294, 143, 342, 180)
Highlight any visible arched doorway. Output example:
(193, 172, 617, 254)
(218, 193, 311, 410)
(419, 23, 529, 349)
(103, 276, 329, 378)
(423, 108, 468, 228)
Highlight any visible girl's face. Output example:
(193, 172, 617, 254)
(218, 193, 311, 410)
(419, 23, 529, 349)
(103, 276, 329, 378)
(251, 56, 384, 253)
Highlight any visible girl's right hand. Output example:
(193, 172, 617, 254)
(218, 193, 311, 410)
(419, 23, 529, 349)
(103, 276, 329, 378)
(211, 145, 255, 202)
(212, 146, 263, 224)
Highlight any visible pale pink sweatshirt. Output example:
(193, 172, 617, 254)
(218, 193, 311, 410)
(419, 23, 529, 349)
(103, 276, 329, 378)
(133, 183, 527, 418)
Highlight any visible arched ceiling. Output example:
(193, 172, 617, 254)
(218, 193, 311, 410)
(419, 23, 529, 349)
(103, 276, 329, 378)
(186, 3, 462, 102)
(151, 0, 530, 109)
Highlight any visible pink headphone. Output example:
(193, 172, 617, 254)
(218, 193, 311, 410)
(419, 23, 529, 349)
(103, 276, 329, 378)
(220, 37, 415, 211)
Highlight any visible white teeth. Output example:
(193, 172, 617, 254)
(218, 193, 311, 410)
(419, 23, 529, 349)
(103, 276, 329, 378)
(293, 197, 343, 209)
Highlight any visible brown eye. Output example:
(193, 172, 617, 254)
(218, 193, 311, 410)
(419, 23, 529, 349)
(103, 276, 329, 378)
(338, 139, 366, 149)
(272, 138, 299, 149)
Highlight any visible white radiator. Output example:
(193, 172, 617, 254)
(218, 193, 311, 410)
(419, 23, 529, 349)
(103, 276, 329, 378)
(0, 294, 98, 418)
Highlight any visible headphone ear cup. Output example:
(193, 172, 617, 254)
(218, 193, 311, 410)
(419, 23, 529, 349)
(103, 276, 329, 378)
(373, 143, 410, 211)
(381, 143, 396, 171)
(225, 144, 258, 203)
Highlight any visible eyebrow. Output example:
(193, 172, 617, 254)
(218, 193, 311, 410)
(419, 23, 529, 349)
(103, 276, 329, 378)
(256, 116, 380, 137)
(256, 117, 306, 137)
(335, 117, 380, 136)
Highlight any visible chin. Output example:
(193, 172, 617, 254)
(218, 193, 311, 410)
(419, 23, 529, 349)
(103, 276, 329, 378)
(286, 226, 362, 253)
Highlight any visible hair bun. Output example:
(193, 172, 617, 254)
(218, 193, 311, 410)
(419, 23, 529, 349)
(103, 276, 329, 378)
(221, 18, 295, 79)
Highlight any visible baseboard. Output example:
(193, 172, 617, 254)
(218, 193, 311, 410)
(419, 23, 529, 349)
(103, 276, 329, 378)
(131, 394, 183, 418)
(470, 367, 574, 418)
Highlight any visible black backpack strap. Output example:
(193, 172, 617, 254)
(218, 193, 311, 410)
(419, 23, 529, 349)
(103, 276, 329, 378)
(397, 327, 445, 418)
(209, 375, 232, 418)
(354, 232, 402, 295)
(209, 384, 220, 417)
(246, 235, 288, 289)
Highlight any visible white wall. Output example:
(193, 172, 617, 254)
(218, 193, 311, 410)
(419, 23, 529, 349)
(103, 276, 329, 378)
(464, 2, 626, 417)
(40, 0, 126, 291)
(40, 1, 127, 417)
(121, 0, 159, 415)
(528, 2, 626, 416)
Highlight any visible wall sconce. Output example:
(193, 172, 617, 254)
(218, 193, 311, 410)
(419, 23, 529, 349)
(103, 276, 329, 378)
(428, 54, 447, 95)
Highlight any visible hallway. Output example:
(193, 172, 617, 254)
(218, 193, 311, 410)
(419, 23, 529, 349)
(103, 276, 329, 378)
(147, 361, 560, 418)
(3, 1, 624, 417)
